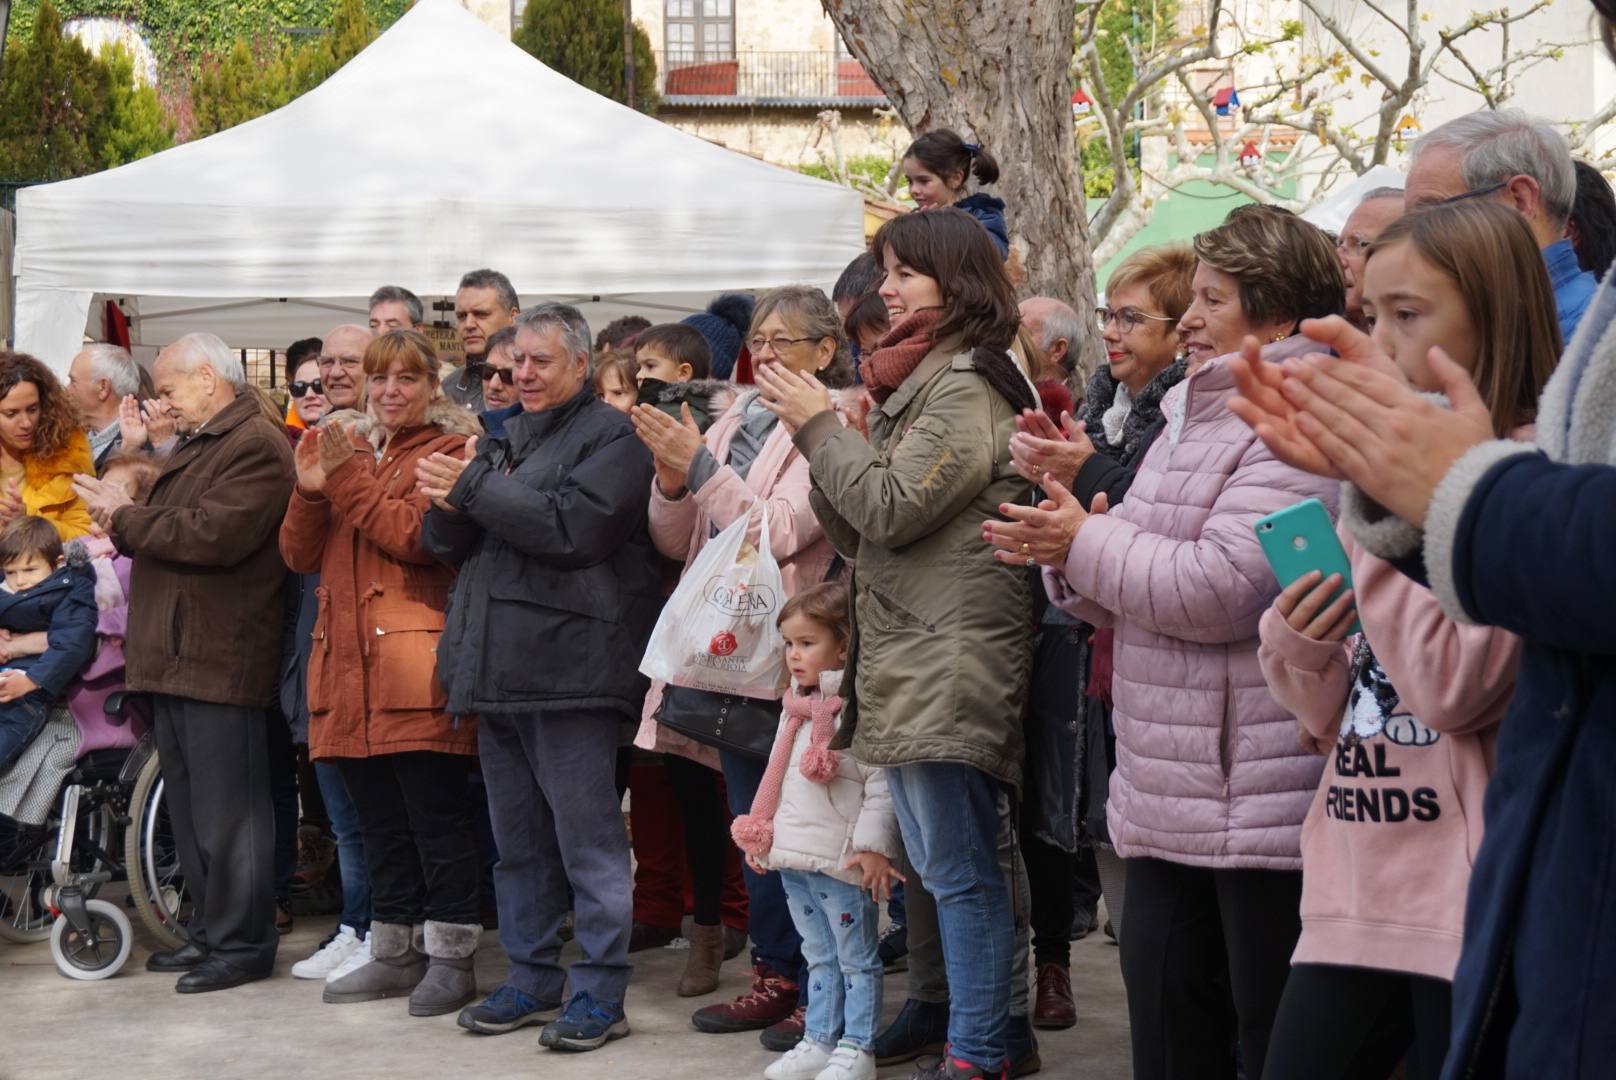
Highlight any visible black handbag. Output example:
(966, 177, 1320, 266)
(655, 685, 780, 762)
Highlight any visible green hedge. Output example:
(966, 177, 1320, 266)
(5, 0, 408, 71)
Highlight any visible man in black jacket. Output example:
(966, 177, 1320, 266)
(419, 303, 660, 1052)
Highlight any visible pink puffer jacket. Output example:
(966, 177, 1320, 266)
(635, 392, 838, 767)
(1045, 337, 1336, 869)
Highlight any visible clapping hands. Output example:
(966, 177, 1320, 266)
(118, 395, 175, 451)
(416, 436, 480, 512)
(1009, 409, 1095, 488)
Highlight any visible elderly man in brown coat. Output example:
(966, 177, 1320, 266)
(74, 331, 295, 993)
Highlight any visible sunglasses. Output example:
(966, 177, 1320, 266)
(288, 379, 324, 397)
(467, 361, 516, 386)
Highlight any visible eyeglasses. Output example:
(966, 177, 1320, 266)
(288, 379, 324, 397)
(1095, 307, 1175, 334)
(467, 362, 515, 385)
(747, 335, 819, 355)
(1437, 181, 1508, 207)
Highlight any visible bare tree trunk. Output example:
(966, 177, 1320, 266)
(621, 0, 635, 111)
(822, 0, 1102, 370)
(0, 1, 12, 80)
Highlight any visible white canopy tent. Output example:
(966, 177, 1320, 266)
(11, 0, 864, 370)
(1299, 164, 1406, 236)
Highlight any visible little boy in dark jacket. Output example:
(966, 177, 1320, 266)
(0, 517, 99, 770)
(631, 323, 736, 433)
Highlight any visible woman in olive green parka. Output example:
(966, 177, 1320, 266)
(752, 208, 1035, 1079)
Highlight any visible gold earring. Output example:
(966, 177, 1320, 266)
(1271, 330, 1288, 343)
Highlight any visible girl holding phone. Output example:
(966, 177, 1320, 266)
(1257, 198, 1558, 1079)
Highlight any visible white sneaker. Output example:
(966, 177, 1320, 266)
(764, 1039, 836, 1080)
(291, 924, 363, 980)
(323, 933, 373, 983)
(814, 1043, 876, 1080)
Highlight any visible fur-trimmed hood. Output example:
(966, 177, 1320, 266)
(638, 377, 739, 413)
(637, 378, 739, 433)
(317, 395, 483, 452)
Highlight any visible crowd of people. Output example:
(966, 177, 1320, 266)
(4, 39, 1616, 1078)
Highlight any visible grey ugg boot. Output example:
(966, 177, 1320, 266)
(323, 921, 427, 1004)
(408, 920, 482, 1017)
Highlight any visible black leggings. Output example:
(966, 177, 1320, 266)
(337, 751, 481, 926)
(1021, 828, 1103, 968)
(664, 753, 729, 927)
(1265, 963, 1452, 1080)
(1119, 857, 1303, 1080)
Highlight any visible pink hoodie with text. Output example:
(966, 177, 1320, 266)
(1258, 521, 1520, 981)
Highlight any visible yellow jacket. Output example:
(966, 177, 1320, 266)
(21, 429, 94, 540)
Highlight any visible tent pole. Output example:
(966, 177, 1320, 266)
(622, 0, 635, 111)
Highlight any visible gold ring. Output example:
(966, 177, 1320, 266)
(1019, 542, 1030, 556)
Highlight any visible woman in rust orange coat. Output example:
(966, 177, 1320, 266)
(280, 329, 484, 1018)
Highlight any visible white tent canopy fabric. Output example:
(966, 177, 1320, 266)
(1299, 165, 1406, 236)
(11, 0, 864, 369)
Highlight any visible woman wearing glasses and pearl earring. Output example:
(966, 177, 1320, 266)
(630, 286, 856, 1029)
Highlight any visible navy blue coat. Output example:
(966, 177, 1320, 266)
(955, 193, 1010, 258)
(0, 554, 99, 697)
(423, 385, 661, 719)
(1440, 450, 1616, 1078)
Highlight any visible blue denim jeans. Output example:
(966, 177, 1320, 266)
(314, 761, 371, 932)
(780, 869, 883, 1050)
(0, 692, 49, 772)
(480, 707, 632, 1004)
(720, 749, 806, 987)
(888, 881, 906, 927)
(887, 762, 1014, 1072)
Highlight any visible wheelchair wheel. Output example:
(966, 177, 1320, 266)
(124, 754, 191, 950)
(0, 816, 56, 943)
(49, 899, 132, 980)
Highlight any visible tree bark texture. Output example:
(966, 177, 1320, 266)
(822, 0, 1104, 372)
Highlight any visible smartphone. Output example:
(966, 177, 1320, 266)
(1254, 498, 1360, 636)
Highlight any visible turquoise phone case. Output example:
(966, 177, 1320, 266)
(1254, 498, 1361, 636)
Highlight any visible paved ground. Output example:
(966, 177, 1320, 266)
(0, 904, 1130, 1080)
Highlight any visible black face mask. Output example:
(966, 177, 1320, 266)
(635, 377, 669, 406)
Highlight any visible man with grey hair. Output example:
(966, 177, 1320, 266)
(446, 269, 522, 412)
(1019, 297, 1085, 384)
(318, 324, 373, 412)
(72, 331, 294, 994)
(419, 303, 659, 1050)
(1336, 186, 1406, 331)
(368, 285, 426, 335)
(65, 342, 143, 472)
(1405, 108, 1597, 340)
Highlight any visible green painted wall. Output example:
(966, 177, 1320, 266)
(1095, 153, 1297, 287)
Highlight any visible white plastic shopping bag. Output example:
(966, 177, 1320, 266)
(640, 504, 787, 698)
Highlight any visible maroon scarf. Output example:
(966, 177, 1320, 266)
(859, 308, 946, 403)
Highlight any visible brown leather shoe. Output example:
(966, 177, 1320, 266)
(691, 963, 799, 1033)
(1032, 963, 1076, 1030)
(678, 922, 724, 997)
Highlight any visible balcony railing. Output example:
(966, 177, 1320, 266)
(654, 51, 888, 106)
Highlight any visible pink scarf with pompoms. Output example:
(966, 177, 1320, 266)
(730, 687, 843, 859)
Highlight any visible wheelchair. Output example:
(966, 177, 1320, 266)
(0, 720, 190, 980)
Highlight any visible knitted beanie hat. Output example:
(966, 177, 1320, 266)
(682, 293, 756, 381)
